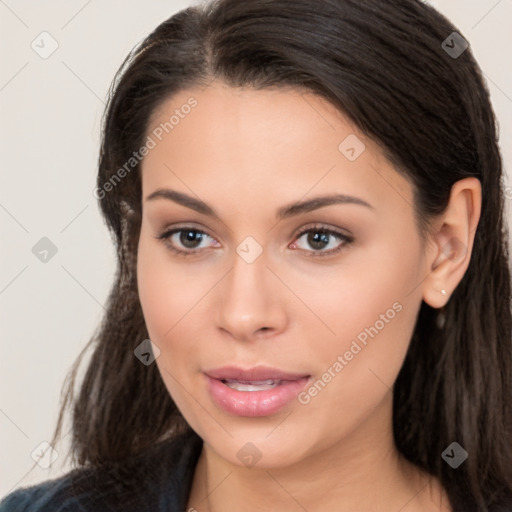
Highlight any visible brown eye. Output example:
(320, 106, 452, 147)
(305, 231, 331, 250)
(155, 227, 219, 256)
(179, 229, 207, 249)
(291, 226, 354, 257)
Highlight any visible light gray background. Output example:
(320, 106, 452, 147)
(1, 0, 511, 498)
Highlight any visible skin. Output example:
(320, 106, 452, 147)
(136, 81, 481, 512)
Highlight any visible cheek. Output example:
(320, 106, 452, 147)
(292, 294, 419, 455)
(287, 233, 421, 350)
(298, 297, 416, 450)
(137, 230, 204, 340)
(315, 261, 421, 452)
(137, 234, 194, 369)
(136, 234, 205, 421)
(136, 230, 215, 391)
(294, 237, 423, 407)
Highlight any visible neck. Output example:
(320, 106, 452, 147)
(187, 393, 450, 512)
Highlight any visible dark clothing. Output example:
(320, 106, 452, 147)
(3, 428, 512, 511)
(0, 428, 203, 512)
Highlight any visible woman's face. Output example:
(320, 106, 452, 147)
(137, 81, 429, 468)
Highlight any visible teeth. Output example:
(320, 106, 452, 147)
(223, 379, 280, 391)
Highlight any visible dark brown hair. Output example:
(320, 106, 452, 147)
(51, 1, 512, 510)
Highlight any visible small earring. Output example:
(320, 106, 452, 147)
(436, 289, 447, 329)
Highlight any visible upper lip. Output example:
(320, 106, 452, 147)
(204, 366, 310, 382)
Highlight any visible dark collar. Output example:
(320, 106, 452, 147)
(65, 427, 204, 511)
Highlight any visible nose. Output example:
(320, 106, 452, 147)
(215, 248, 288, 342)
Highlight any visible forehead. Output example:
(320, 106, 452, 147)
(140, 81, 414, 217)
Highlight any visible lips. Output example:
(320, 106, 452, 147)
(204, 365, 310, 382)
(204, 366, 311, 417)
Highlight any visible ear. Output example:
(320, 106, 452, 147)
(422, 177, 482, 309)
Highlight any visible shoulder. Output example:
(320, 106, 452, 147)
(0, 477, 75, 512)
(0, 428, 203, 512)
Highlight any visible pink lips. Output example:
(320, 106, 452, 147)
(204, 366, 311, 417)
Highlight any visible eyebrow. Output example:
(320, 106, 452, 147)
(145, 188, 374, 220)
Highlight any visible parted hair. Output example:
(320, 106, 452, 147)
(51, 1, 512, 510)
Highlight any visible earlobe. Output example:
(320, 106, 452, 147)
(422, 177, 482, 309)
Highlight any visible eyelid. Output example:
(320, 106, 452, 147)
(293, 222, 353, 240)
(153, 224, 219, 257)
(290, 223, 354, 257)
(154, 222, 354, 258)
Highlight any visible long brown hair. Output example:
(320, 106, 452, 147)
(51, 1, 512, 510)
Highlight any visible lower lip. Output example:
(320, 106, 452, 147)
(205, 375, 310, 417)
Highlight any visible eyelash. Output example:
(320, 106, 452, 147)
(154, 224, 354, 258)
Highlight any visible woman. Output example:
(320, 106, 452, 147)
(2, 0, 511, 510)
